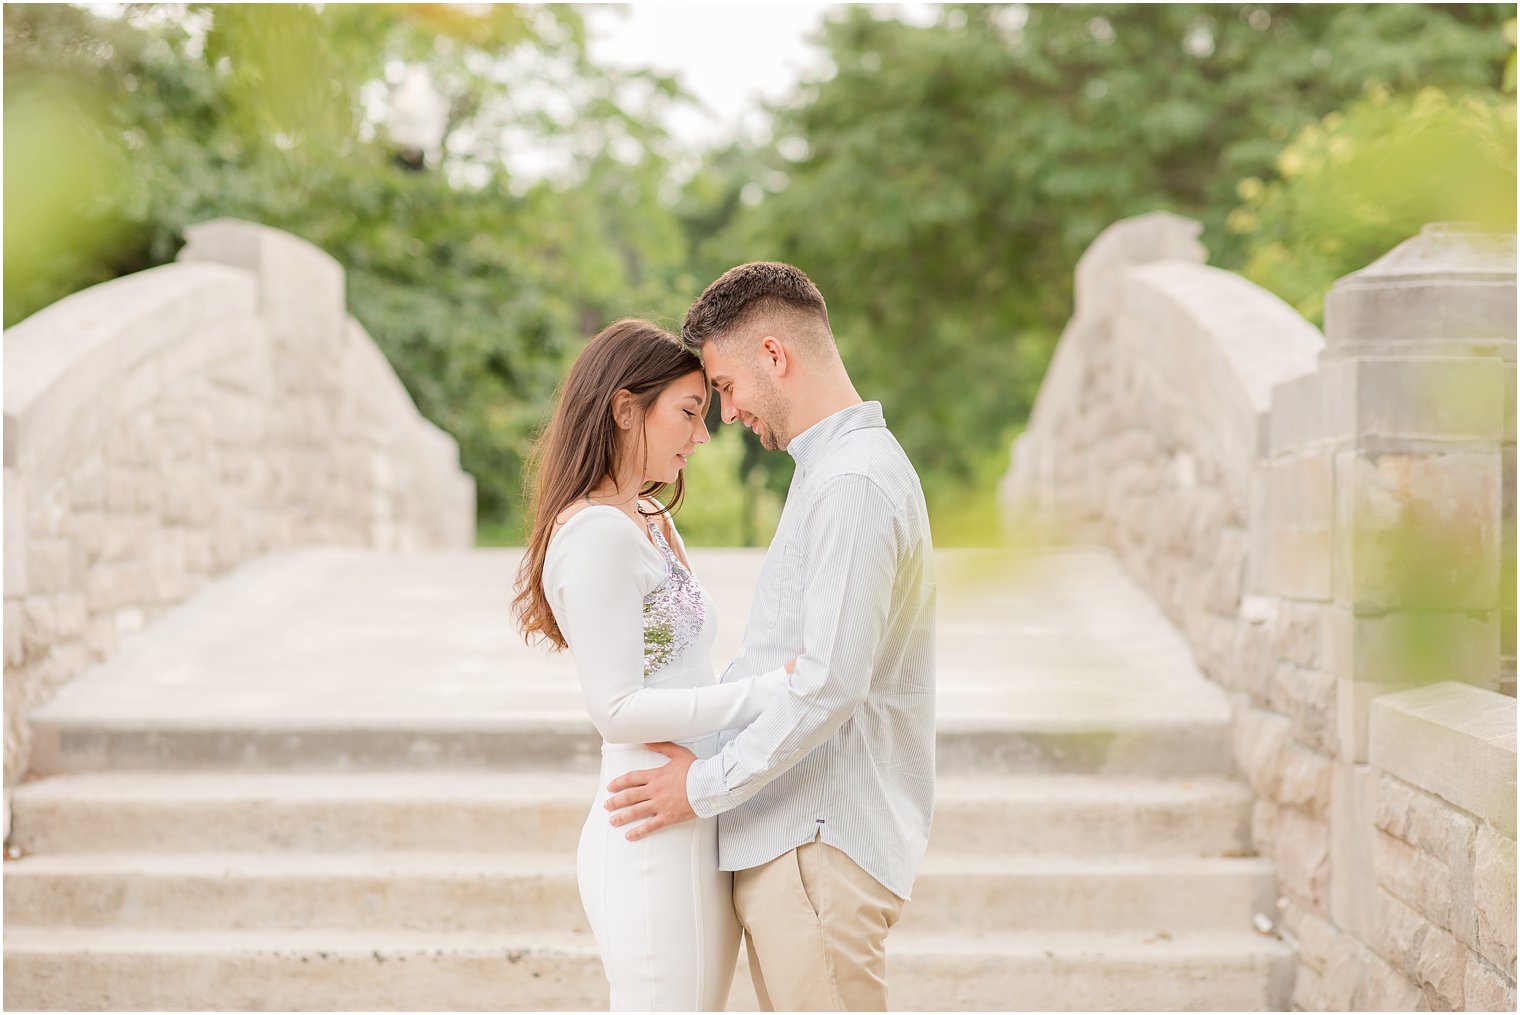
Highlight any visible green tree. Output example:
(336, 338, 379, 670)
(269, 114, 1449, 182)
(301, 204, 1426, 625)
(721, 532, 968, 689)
(11, 4, 1514, 548)
(674, 423, 784, 547)
(1230, 82, 1516, 325)
(712, 3, 1512, 541)
(4, 3, 698, 536)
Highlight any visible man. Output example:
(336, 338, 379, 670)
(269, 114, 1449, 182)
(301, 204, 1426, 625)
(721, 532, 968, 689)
(602, 262, 937, 1011)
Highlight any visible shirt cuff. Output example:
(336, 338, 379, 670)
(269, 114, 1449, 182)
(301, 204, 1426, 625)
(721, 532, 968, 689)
(687, 663, 789, 817)
(686, 754, 727, 819)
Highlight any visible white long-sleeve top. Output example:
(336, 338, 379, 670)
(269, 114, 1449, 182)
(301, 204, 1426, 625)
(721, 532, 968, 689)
(543, 504, 787, 750)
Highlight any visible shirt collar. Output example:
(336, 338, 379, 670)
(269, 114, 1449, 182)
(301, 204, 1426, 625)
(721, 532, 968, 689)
(786, 400, 885, 473)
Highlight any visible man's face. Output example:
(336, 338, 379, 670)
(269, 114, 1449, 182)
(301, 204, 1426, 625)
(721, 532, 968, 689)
(702, 338, 790, 451)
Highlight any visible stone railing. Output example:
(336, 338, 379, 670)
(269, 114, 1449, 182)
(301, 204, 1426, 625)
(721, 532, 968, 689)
(1003, 214, 1516, 1010)
(1368, 682, 1515, 1011)
(2, 219, 476, 832)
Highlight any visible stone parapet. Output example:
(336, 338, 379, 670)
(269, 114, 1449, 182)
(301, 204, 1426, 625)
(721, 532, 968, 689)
(1371, 683, 1517, 839)
(1002, 216, 1516, 1010)
(1366, 684, 1516, 1009)
(3, 220, 475, 835)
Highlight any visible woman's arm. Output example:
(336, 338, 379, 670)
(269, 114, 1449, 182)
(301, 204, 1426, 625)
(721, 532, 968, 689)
(547, 510, 787, 744)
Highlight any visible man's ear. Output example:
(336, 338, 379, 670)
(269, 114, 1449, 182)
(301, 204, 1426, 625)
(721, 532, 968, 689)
(759, 336, 789, 378)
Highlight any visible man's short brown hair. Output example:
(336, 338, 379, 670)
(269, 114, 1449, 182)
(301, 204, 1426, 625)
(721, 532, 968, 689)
(681, 261, 832, 355)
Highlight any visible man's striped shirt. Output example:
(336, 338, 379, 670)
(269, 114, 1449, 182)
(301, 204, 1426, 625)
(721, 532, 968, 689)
(685, 399, 937, 901)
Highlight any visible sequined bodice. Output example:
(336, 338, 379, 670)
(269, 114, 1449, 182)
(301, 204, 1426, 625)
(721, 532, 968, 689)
(641, 520, 707, 679)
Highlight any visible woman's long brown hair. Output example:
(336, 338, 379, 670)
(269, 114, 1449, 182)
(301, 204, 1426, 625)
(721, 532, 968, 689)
(512, 318, 705, 650)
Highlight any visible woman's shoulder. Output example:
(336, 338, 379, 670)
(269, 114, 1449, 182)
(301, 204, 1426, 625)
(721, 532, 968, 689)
(543, 509, 658, 603)
(544, 505, 661, 580)
(551, 498, 602, 532)
(549, 504, 638, 548)
(552, 496, 663, 531)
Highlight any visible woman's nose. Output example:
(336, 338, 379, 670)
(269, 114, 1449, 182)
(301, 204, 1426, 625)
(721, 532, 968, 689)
(695, 416, 710, 444)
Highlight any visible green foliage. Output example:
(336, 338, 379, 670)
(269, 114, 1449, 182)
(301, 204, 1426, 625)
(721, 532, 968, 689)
(6, 3, 1515, 549)
(672, 422, 783, 548)
(4, 2, 696, 535)
(1507, 17, 1518, 92)
(710, 3, 1514, 517)
(926, 422, 1026, 548)
(1230, 83, 1516, 324)
(3, 4, 149, 316)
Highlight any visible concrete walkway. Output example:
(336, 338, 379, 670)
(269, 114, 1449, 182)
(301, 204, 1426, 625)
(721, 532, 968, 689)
(25, 545, 1233, 770)
(6, 544, 1294, 1011)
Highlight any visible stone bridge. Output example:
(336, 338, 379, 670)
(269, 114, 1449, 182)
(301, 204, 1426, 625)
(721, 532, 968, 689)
(2, 216, 1514, 1011)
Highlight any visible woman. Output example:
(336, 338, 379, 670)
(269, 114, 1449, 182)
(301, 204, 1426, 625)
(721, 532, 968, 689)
(512, 319, 789, 1011)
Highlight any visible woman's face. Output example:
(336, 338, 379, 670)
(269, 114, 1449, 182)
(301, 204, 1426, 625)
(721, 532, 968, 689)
(633, 370, 710, 485)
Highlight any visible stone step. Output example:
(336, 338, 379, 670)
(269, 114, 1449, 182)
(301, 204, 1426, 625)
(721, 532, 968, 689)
(935, 774, 1253, 855)
(2, 925, 1296, 1011)
(3, 851, 1276, 936)
(26, 715, 1235, 778)
(6, 544, 1271, 1010)
(9, 771, 1253, 858)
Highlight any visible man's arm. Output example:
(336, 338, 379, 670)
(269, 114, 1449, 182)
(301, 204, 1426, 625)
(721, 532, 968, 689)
(685, 472, 899, 817)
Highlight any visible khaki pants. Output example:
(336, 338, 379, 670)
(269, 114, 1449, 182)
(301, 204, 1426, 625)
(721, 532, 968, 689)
(732, 833, 906, 1012)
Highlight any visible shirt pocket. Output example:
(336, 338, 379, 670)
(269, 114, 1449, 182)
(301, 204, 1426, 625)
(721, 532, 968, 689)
(759, 538, 804, 626)
(777, 541, 805, 620)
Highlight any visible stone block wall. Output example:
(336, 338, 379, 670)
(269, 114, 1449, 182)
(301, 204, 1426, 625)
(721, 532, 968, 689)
(3, 219, 476, 828)
(1003, 214, 1516, 1010)
(1363, 683, 1516, 1010)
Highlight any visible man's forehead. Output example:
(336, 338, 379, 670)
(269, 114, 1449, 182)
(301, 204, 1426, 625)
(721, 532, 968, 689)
(702, 341, 738, 374)
(701, 349, 731, 384)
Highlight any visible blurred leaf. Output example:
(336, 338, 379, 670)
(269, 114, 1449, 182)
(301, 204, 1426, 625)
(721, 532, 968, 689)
(1232, 84, 1516, 326)
(3, 76, 131, 312)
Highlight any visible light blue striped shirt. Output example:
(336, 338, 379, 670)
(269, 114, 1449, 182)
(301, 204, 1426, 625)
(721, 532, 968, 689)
(685, 400, 936, 901)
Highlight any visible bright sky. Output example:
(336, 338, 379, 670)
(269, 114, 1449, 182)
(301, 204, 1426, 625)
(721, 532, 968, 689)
(584, 3, 939, 149)
(584, 3, 836, 148)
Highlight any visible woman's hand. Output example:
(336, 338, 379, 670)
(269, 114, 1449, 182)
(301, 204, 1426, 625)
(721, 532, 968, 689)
(784, 658, 797, 674)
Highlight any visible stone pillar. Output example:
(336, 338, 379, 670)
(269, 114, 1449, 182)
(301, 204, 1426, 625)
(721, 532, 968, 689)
(1321, 223, 1515, 734)
(1264, 223, 1516, 948)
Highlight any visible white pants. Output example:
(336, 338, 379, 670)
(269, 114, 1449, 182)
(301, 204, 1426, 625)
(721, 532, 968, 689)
(577, 740, 740, 1012)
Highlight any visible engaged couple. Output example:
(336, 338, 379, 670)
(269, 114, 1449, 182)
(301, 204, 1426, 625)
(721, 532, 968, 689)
(512, 262, 937, 1012)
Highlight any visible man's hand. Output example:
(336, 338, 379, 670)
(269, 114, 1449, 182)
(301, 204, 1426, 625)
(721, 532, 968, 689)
(604, 742, 698, 841)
